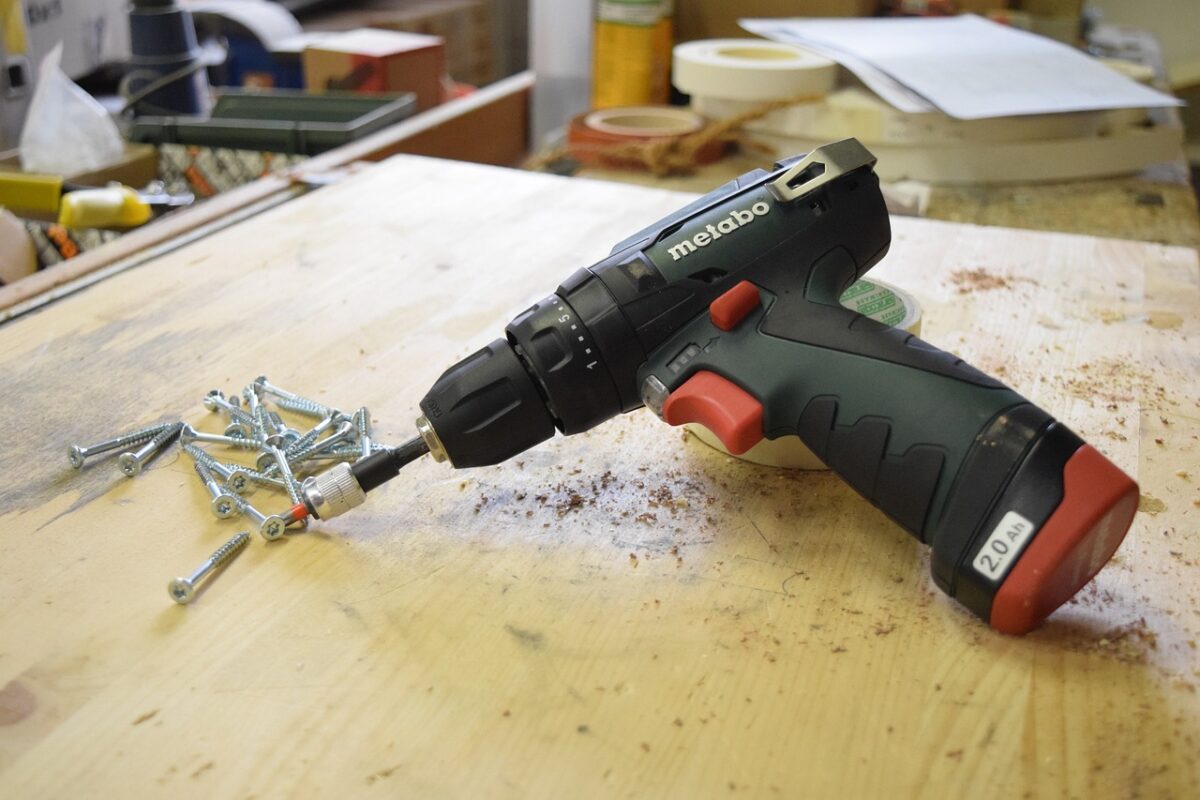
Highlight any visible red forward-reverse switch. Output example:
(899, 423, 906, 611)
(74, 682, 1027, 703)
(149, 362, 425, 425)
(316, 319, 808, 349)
(709, 280, 761, 331)
(662, 370, 764, 455)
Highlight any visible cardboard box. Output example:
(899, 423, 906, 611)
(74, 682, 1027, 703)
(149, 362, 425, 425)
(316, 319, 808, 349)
(24, 0, 130, 79)
(303, 28, 446, 111)
(673, 1, 880, 43)
(303, 0, 496, 87)
(0, 142, 158, 191)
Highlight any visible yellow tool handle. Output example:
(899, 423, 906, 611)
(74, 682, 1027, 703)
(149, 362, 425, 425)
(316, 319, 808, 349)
(58, 186, 153, 229)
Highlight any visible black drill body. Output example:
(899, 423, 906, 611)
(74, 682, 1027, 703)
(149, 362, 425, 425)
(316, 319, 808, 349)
(389, 140, 1138, 634)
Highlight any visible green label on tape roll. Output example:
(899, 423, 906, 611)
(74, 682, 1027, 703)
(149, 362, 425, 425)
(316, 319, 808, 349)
(839, 279, 917, 330)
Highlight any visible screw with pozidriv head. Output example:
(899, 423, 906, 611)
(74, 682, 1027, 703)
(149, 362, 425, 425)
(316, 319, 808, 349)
(68, 422, 174, 469)
(227, 494, 304, 540)
(168, 531, 250, 604)
(118, 422, 183, 477)
(192, 460, 240, 519)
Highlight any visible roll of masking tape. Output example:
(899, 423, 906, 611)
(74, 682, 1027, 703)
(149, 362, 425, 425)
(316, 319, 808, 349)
(567, 106, 724, 168)
(692, 87, 1116, 146)
(686, 279, 923, 469)
(672, 39, 837, 102)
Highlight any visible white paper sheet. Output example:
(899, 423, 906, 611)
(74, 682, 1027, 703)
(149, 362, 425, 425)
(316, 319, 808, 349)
(740, 15, 1182, 120)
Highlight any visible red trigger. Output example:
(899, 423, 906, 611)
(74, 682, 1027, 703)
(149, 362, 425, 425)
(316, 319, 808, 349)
(662, 371, 764, 455)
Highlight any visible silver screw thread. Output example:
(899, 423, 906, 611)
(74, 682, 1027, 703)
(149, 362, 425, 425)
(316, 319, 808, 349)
(265, 423, 354, 474)
(267, 445, 303, 505)
(283, 415, 336, 456)
(355, 407, 372, 459)
(265, 411, 299, 441)
(298, 443, 388, 462)
(239, 467, 289, 489)
(183, 442, 220, 471)
(210, 394, 256, 426)
(183, 427, 263, 449)
(255, 377, 330, 414)
(230, 495, 268, 526)
(266, 445, 308, 531)
(185, 444, 253, 496)
(275, 395, 332, 419)
(253, 403, 273, 438)
(169, 531, 251, 604)
(192, 460, 221, 496)
(205, 531, 250, 573)
(295, 449, 363, 463)
(265, 440, 320, 473)
(69, 422, 174, 467)
(120, 422, 183, 475)
(242, 384, 261, 413)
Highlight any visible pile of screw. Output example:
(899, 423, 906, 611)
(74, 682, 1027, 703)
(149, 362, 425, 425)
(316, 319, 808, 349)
(67, 376, 383, 604)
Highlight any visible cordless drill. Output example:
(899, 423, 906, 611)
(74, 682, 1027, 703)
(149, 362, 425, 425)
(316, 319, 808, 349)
(301, 139, 1138, 635)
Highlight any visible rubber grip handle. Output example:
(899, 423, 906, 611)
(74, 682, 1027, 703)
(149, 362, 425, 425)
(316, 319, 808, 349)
(644, 298, 1020, 527)
(639, 287, 1137, 629)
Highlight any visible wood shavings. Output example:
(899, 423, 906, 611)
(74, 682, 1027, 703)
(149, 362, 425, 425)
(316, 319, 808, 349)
(1138, 494, 1167, 515)
(1062, 618, 1160, 665)
(1146, 310, 1184, 330)
(946, 268, 1036, 295)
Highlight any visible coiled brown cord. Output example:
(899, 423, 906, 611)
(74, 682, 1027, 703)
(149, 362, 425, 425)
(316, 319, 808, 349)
(523, 94, 824, 177)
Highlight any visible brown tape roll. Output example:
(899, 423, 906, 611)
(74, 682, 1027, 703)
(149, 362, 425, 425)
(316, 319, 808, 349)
(567, 105, 725, 169)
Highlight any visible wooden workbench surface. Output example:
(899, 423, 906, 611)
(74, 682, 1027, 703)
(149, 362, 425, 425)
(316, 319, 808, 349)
(0, 156, 1197, 798)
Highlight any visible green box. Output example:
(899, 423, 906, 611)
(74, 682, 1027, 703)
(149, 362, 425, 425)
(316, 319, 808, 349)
(130, 90, 417, 156)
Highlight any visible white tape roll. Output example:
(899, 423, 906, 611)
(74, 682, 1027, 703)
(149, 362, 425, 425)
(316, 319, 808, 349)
(672, 39, 837, 102)
(751, 123, 1180, 186)
(686, 279, 923, 470)
(692, 88, 1120, 146)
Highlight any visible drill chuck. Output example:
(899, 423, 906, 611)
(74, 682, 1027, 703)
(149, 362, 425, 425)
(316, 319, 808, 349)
(418, 339, 556, 468)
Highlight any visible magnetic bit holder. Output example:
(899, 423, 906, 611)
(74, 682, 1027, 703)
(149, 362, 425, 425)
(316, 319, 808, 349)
(301, 462, 366, 520)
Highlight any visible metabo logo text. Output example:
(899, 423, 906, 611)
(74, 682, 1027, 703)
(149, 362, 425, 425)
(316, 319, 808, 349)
(666, 201, 771, 261)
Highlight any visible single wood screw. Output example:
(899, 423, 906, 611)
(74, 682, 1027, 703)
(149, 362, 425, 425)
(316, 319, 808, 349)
(168, 531, 250, 604)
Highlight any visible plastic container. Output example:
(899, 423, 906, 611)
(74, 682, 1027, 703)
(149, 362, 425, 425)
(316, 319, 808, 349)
(126, 0, 212, 115)
(129, 89, 416, 155)
(591, 0, 672, 109)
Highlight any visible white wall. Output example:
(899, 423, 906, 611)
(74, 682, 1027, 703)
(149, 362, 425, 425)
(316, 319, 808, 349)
(1089, 0, 1200, 80)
